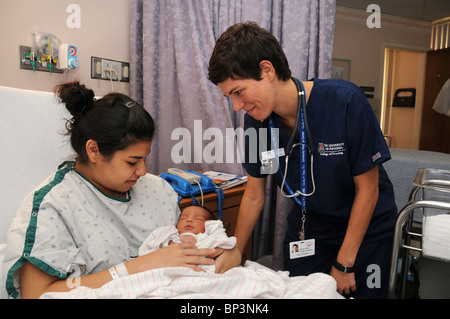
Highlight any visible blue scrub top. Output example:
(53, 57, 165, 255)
(242, 78, 397, 242)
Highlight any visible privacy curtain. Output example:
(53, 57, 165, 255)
(130, 0, 336, 268)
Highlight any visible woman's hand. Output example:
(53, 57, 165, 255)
(330, 166, 379, 297)
(214, 247, 242, 274)
(133, 242, 216, 273)
(330, 267, 357, 296)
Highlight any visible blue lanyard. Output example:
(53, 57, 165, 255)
(268, 103, 307, 213)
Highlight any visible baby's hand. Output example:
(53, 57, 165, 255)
(179, 234, 197, 245)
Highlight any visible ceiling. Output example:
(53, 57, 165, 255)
(336, 0, 450, 22)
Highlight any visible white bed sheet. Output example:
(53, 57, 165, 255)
(40, 261, 343, 299)
(422, 209, 450, 262)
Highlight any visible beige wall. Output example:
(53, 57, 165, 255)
(333, 6, 431, 95)
(0, 0, 131, 97)
(333, 6, 431, 126)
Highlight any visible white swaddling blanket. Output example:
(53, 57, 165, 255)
(139, 220, 236, 253)
(138, 221, 236, 273)
(40, 261, 343, 299)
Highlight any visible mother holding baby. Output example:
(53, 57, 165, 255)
(1, 82, 218, 299)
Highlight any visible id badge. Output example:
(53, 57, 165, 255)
(261, 148, 285, 161)
(289, 239, 315, 259)
(260, 148, 285, 174)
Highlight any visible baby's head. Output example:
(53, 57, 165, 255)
(176, 206, 214, 234)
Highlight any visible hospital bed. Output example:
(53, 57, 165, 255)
(0, 85, 74, 298)
(0, 86, 74, 245)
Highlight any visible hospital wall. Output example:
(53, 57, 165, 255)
(0, 0, 131, 97)
(333, 6, 432, 150)
(333, 6, 431, 101)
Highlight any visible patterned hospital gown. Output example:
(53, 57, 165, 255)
(2, 161, 180, 298)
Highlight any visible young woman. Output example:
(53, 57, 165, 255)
(208, 22, 397, 298)
(2, 82, 217, 299)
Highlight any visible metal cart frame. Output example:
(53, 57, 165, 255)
(387, 168, 450, 299)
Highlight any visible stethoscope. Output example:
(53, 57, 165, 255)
(265, 77, 316, 206)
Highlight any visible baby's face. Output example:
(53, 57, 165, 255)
(176, 206, 211, 234)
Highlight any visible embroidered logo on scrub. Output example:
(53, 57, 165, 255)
(318, 142, 346, 157)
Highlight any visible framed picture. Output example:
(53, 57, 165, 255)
(331, 59, 351, 81)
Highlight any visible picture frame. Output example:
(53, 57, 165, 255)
(331, 59, 351, 81)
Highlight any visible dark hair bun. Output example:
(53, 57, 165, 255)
(55, 82, 95, 116)
(54, 82, 155, 163)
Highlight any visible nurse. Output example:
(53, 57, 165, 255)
(2, 82, 217, 299)
(209, 22, 397, 298)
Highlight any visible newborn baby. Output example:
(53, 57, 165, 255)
(138, 205, 236, 259)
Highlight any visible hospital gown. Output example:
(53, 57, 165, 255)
(1, 161, 180, 299)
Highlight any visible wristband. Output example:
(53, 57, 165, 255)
(109, 262, 129, 280)
(332, 259, 355, 273)
(109, 266, 119, 279)
(114, 262, 129, 277)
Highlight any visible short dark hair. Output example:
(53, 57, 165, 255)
(55, 82, 155, 162)
(208, 21, 291, 85)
